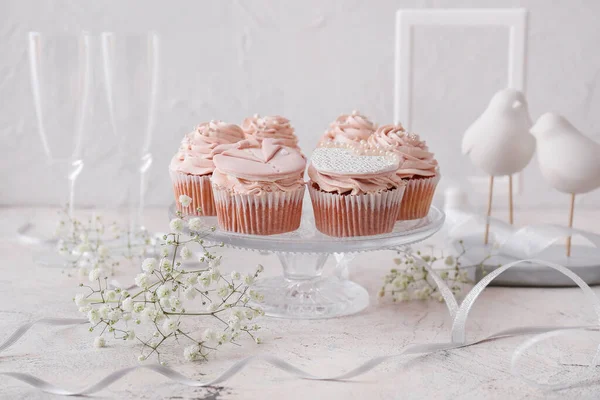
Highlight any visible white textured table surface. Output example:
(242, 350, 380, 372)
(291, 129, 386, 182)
(1, 207, 600, 399)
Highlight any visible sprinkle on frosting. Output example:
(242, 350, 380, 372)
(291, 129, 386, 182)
(169, 120, 245, 176)
(308, 145, 404, 195)
(211, 138, 306, 195)
(319, 110, 377, 145)
(368, 124, 438, 179)
(242, 114, 299, 149)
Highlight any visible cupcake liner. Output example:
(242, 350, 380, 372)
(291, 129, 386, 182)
(212, 185, 305, 235)
(397, 174, 440, 220)
(170, 171, 216, 216)
(308, 184, 405, 237)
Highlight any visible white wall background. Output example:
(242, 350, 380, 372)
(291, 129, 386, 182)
(1, 0, 600, 212)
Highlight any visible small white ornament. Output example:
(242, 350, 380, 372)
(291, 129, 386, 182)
(462, 88, 534, 176)
(531, 112, 600, 194)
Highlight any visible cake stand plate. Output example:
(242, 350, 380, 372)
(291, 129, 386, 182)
(456, 234, 600, 287)
(169, 203, 445, 319)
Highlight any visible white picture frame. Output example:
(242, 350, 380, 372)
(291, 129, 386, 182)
(394, 8, 528, 194)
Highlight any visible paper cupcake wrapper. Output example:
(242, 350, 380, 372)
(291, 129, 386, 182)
(397, 175, 440, 220)
(170, 171, 216, 216)
(308, 184, 405, 237)
(212, 185, 305, 235)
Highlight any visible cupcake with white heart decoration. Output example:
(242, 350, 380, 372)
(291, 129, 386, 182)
(307, 143, 407, 237)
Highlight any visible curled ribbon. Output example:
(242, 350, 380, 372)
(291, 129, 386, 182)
(445, 209, 600, 259)
(1, 259, 599, 395)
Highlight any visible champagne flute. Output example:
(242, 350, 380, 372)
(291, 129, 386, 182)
(100, 32, 160, 248)
(23, 31, 92, 265)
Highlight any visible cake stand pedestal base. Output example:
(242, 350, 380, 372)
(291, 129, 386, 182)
(252, 253, 368, 319)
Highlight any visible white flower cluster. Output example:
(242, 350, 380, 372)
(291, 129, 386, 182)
(55, 210, 153, 277)
(379, 244, 473, 303)
(73, 200, 264, 364)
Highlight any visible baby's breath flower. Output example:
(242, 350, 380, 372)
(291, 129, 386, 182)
(133, 303, 145, 313)
(93, 336, 105, 348)
(183, 287, 197, 300)
(169, 218, 184, 233)
(169, 296, 182, 309)
(126, 329, 136, 341)
(217, 284, 230, 298)
(107, 309, 122, 322)
(179, 194, 192, 208)
(159, 297, 171, 309)
(198, 272, 211, 288)
(180, 245, 192, 260)
(254, 337, 262, 344)
(230, 271, 241, 280)
(188, 218, 202, 232)
(99, 305, 110, 319)
(88, 268, 101, 282)
(74, 293, 88, 307)
(202, 328, 217, 343)
(122, 297, 134, 312)
(162, 318, 178, 334)
(134, 273, 150, 289)
(97, 245, 109, 258)
(142, 258, 157, 274)
(87, 309, 101, 324)
(209, 267, 220, 281)
(183, 344, 201, 361)
(156, 284, 171, 299)
(256, 264, 264, 273)
(161, 247, 170, 258)
(209, 258, 221, 269)
(244, 274, 255, 285)
(228, 316, 241, 331)
(160, 259, 172, 271)
(105, 290, 117, 301)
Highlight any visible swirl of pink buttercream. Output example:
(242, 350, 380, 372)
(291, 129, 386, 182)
(368, 124, 438, 179)
(211, 138, 306, 195)
(319, 111, 377, 145)
(169, 121, 245, 176)
(242, 115, 299, 149)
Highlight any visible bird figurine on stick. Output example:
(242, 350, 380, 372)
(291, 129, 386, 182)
(531, 112, 600, 256)
(462, 88, 535, 245)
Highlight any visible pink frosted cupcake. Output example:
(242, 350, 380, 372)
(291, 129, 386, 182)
(319, 110, 377, 146)
(242, 114, 300, 150)
(307, 144, 406, 237)
(211, 138, 306, 235)
(368, 124, 439, 220)
(170, 121, 245, 216)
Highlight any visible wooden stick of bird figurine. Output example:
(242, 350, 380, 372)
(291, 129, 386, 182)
(462, 88, 535, 245)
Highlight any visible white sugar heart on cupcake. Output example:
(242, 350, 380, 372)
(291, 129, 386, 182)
(307, 143, 407, 237)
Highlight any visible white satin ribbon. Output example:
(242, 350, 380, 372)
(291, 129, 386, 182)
(1, 259, 599, 395)
(445, 210, 600, 259)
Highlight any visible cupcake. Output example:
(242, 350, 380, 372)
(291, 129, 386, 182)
(307, 144, 406, 237)
(170, 121, 245, 216)
(242, 114, 300, 150)
(368, 124, 439, 220)
(211, 138, 306, 235)
(319, 110, 377, 146)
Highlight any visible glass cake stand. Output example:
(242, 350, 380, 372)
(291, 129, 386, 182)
(168, 203, 445, 319)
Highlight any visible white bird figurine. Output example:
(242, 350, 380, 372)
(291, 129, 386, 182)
(462, 88, 535, 244)
(531, 112, 600, 256)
